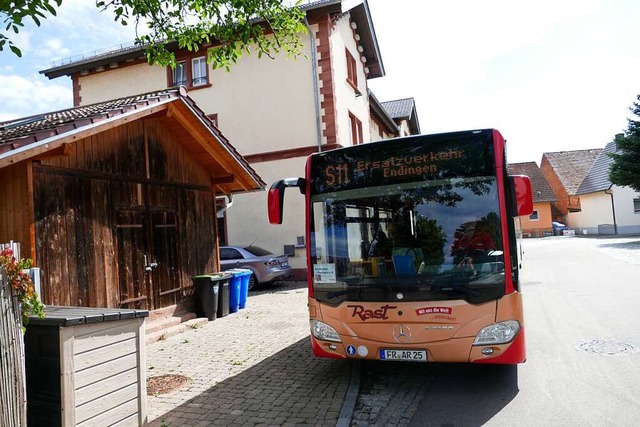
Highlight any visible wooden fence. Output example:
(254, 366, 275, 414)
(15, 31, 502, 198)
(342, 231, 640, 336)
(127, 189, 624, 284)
(0, 243, 27, 426)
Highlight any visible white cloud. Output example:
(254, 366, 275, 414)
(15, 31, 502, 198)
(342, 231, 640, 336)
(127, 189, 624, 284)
(368, 0, 640, 164)
(16, 0, 139, 66)
(9, 30, 33, 55)
(37, 38, 71, 58)
(0, 74, 72, 119)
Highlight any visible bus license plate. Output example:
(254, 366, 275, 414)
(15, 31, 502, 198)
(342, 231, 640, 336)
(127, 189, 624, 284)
(380, 349, 427, 362)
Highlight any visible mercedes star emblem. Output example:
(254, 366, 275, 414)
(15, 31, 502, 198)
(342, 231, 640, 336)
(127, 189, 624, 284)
(393, 324, 412, 343)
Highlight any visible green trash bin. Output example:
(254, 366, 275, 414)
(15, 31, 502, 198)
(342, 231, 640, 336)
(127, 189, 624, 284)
(192, 273, 230, 320)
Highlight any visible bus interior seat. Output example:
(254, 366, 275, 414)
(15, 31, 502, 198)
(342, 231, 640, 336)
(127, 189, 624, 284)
(393, 254, 416, 276)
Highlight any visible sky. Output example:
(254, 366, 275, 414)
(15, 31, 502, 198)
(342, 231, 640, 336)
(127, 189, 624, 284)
(1, 0, 640, 164)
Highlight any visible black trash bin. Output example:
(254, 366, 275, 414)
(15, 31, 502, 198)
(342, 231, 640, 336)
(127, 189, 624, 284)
(217, 278, 230, 318)
(192, 273, 230, 320)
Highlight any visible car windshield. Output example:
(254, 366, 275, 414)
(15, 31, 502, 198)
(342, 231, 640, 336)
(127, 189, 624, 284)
(243, 246, 273, 257)
(309, 177, 505, 304)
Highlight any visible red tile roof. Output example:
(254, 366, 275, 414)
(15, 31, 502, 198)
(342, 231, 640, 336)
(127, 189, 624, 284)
(542, 149, 602, 195)
(0, 90, 177, 152)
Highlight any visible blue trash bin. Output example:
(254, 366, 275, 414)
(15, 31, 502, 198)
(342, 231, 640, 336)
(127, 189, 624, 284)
(235, 269, 252, 309)
(228, 271, 242, 313)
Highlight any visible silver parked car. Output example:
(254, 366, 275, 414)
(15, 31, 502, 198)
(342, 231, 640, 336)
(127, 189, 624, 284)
(219, 245, 292, 290)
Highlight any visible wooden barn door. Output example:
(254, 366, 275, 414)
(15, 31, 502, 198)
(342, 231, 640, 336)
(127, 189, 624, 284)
(116, 208, 181, 310)
(150, 210, 180, 308)
(116, 209, 148, 309)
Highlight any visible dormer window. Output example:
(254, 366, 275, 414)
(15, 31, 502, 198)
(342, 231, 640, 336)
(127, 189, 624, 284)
(167, 54, 210, 89)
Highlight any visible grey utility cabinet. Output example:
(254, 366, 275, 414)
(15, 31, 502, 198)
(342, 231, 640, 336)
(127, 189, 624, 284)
(25, 306, 149, 426)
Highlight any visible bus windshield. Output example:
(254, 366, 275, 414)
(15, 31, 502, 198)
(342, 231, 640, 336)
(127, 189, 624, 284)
(310, 176, 504, 305)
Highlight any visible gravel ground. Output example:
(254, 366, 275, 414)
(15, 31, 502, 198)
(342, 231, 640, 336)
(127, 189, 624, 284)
(586, 236, 640, 265)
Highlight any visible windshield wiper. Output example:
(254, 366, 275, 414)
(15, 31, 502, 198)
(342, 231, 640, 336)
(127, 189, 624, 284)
(429, 271, 481, 296)
(324, 277, 396, 298)
(326, 285, 368, 299)
(430, 283, 481, 297)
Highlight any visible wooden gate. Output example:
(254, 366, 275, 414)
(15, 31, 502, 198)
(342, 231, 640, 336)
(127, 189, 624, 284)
(116, 209, 148, 309)
(0, 262, 27, 427)
(116, 208, 182, 310)
(151, 210, 180, 308)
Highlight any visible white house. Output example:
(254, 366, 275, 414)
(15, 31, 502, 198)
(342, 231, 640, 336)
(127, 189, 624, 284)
(41, 0, 421, 279)
(570, 142, 640, 235)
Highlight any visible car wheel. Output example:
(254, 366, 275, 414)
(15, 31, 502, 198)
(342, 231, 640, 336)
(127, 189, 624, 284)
(248, 273, 258, 291)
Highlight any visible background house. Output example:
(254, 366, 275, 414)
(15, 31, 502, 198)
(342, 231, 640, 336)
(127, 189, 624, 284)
(380, 97, 421, 138)
(539, 148, 602, 224)
(368, 90, 413, 142)
(570, 142, 640, 235)
(508, 162, 557, 237)
(41, 0, 420, 279)
(0, 89, 263, 310)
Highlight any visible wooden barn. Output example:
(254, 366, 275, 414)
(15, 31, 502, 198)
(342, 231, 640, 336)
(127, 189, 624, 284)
(0, 88, 264, 311)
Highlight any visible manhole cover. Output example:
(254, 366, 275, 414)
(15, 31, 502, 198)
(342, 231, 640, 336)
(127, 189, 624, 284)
(575, 340, 640, 356)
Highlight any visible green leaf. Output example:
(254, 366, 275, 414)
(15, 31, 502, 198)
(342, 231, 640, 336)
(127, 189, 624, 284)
(44, 3, 57, 16)
(10, 45, 22, 57)
(4, 0, 305, 71)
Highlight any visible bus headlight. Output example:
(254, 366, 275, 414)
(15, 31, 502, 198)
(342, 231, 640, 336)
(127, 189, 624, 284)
(473, 320, 520, 345)
(310, 320, 341, 342)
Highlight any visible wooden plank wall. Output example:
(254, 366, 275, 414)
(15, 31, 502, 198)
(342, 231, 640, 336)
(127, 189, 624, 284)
(33, 172, 119, 307)
(0, 162, 35, 259)
(179, 188, 217, 299)
(33, 119, 218, 310)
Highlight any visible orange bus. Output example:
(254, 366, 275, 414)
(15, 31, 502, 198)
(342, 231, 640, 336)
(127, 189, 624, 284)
(268, 129, 533, 363)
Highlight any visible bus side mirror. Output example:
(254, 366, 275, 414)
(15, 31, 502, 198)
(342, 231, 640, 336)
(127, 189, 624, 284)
(268, 177, 306, 225)
(509, 175, 533, 217)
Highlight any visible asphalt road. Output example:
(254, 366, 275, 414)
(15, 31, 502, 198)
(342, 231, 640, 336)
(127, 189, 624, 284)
(352, 237, 640, 426)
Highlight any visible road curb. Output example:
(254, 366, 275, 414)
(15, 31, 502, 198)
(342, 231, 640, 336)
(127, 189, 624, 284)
(336, 360, 361, 427)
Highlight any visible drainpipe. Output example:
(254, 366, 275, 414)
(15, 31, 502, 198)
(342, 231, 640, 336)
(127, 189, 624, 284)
(306, 17, 323, 152)
(604, 187, 618, 234)
(216, 194, 233, 215)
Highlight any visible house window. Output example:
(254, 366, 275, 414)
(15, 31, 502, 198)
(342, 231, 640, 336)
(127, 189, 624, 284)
(529, 210, 539, 221)
(167, 54, 210, 89)
(192, 56, 207, 86)
(634, 198, 640, 213)
(346, 49, 359, 92)
(172, 61, 187, 86)
(349, 112, 363, 145)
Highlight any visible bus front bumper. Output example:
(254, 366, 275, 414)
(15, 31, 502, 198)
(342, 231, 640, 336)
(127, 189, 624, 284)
(310, 326, 526, 364)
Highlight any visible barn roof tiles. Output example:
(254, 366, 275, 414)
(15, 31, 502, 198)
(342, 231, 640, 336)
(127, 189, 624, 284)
(542, 148, 602, 195)
(0, 88, 264, 194)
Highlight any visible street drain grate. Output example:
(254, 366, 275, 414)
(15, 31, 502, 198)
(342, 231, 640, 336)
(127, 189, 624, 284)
(575, 340, 640, 356)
